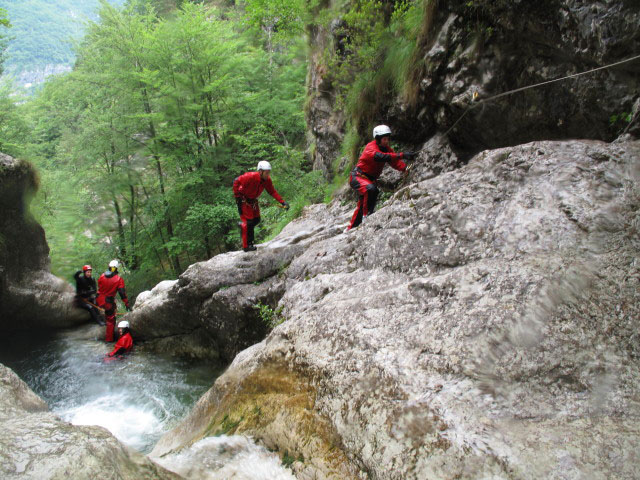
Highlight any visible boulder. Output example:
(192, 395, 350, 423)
(0, 153, 85, 331)
(146, 137, 640, 479)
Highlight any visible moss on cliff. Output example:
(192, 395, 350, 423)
(202, 362, 359, 478)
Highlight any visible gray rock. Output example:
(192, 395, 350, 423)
(128, 203, 348, 362)
(0, 363, 180, 480)
(147, 137, 640, 479)
(0, 153, 85, 331)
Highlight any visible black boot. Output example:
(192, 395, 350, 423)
(243, 245, 257, 252)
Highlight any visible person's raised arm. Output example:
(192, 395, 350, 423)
(116, 277, 131, 311)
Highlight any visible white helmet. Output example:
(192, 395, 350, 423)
(373, 125, 392, 139)
(118, 320, 129, 329)
(108, 259, 119, 269)
(257, 160, 272, 171)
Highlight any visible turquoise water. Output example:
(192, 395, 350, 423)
(0, 324, 221, 454)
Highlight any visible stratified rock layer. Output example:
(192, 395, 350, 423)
(0, 363, 180, 480)
(0, 153, 85, 330)
(135, 137, 639, 479)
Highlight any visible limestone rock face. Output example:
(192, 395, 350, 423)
(0, 153, 85, 330)
(307, 0, 640, 177)
(140, 137, 639, 479)
(0, 363, 180, 480)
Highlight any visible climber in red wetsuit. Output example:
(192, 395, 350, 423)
(233, 161, 289, 252)
(96, 260, 131, 342)
(106, 320, 133, 358)
(347, 125, 416, 230)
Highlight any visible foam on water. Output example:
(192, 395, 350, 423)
(0, 325, 219, 453)
(154, 436, 297, 480)
(60, 394, 164, 451)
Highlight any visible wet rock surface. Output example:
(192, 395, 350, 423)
(137, 136, 640, 479)
(0, 153, 85, 331)
(0, 363, 180, 480)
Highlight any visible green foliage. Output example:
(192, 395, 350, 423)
(610, 112, 632, 126)
(0, 80, 28, 155)
(281, 450, 295, 467)
(253, 301, 284, 328)
(316, 0, 428, 168)
(243, 0, 305, 43)
(215, 413, 242, 435)
(0, 7, 10, 74)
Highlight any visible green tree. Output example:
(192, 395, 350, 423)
(0, 7, 10, 74)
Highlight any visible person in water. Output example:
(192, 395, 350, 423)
(73, 265, 104, 326)
(96, 259, 131, 342)
(106, 320, 133, 358)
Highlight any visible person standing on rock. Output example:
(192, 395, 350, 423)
(347, 125, 416, 230)
(233, 161, 289, 252)
(96, 260, 131, 342)
(73, 265, 104, 326)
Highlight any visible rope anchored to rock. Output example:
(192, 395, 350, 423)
(444, 53, 640, 136)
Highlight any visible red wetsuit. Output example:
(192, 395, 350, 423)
(348, 140, 406, 230)
(108, 332, 133, 357)
(233, 171, 285, 248)
(96, 271, 130, 342)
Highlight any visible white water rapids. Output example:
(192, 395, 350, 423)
(1, 324, 296, 479)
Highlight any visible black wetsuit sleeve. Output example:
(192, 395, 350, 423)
(373, 152, 395, 162)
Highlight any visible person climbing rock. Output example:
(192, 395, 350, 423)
(96, 260, 131, 342)
(347, 125, 416, 230)
(106, 320, 133, 358)
(233, 161, 289, 252)
(73, 265, 104, 326)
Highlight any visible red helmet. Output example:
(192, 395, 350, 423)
(82, 265, 92, 272)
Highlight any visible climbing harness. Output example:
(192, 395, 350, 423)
(82, 298, 126, 316)
(444, 53, 640, 136)
(82, 298, 104, 313)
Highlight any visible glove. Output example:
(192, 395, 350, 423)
(282, 202, 290, 211)
(403, 151, 417, 161)
(235, 197, 244, 216)
(126, 305, 132, 312)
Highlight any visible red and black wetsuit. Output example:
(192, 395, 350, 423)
(107, 331, 133, 357)
(232, 171, 284, 249)
(348, 140, 406, 230)
(96, 271, 130, 342)
(73, 271, 103, 325)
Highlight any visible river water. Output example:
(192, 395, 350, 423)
(0, 324, 296, 480)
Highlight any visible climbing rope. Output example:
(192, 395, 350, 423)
(443, 53, 640, 136)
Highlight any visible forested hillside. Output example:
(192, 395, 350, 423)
(0, 0, 126, 85)
(0, 0, 322, 297)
